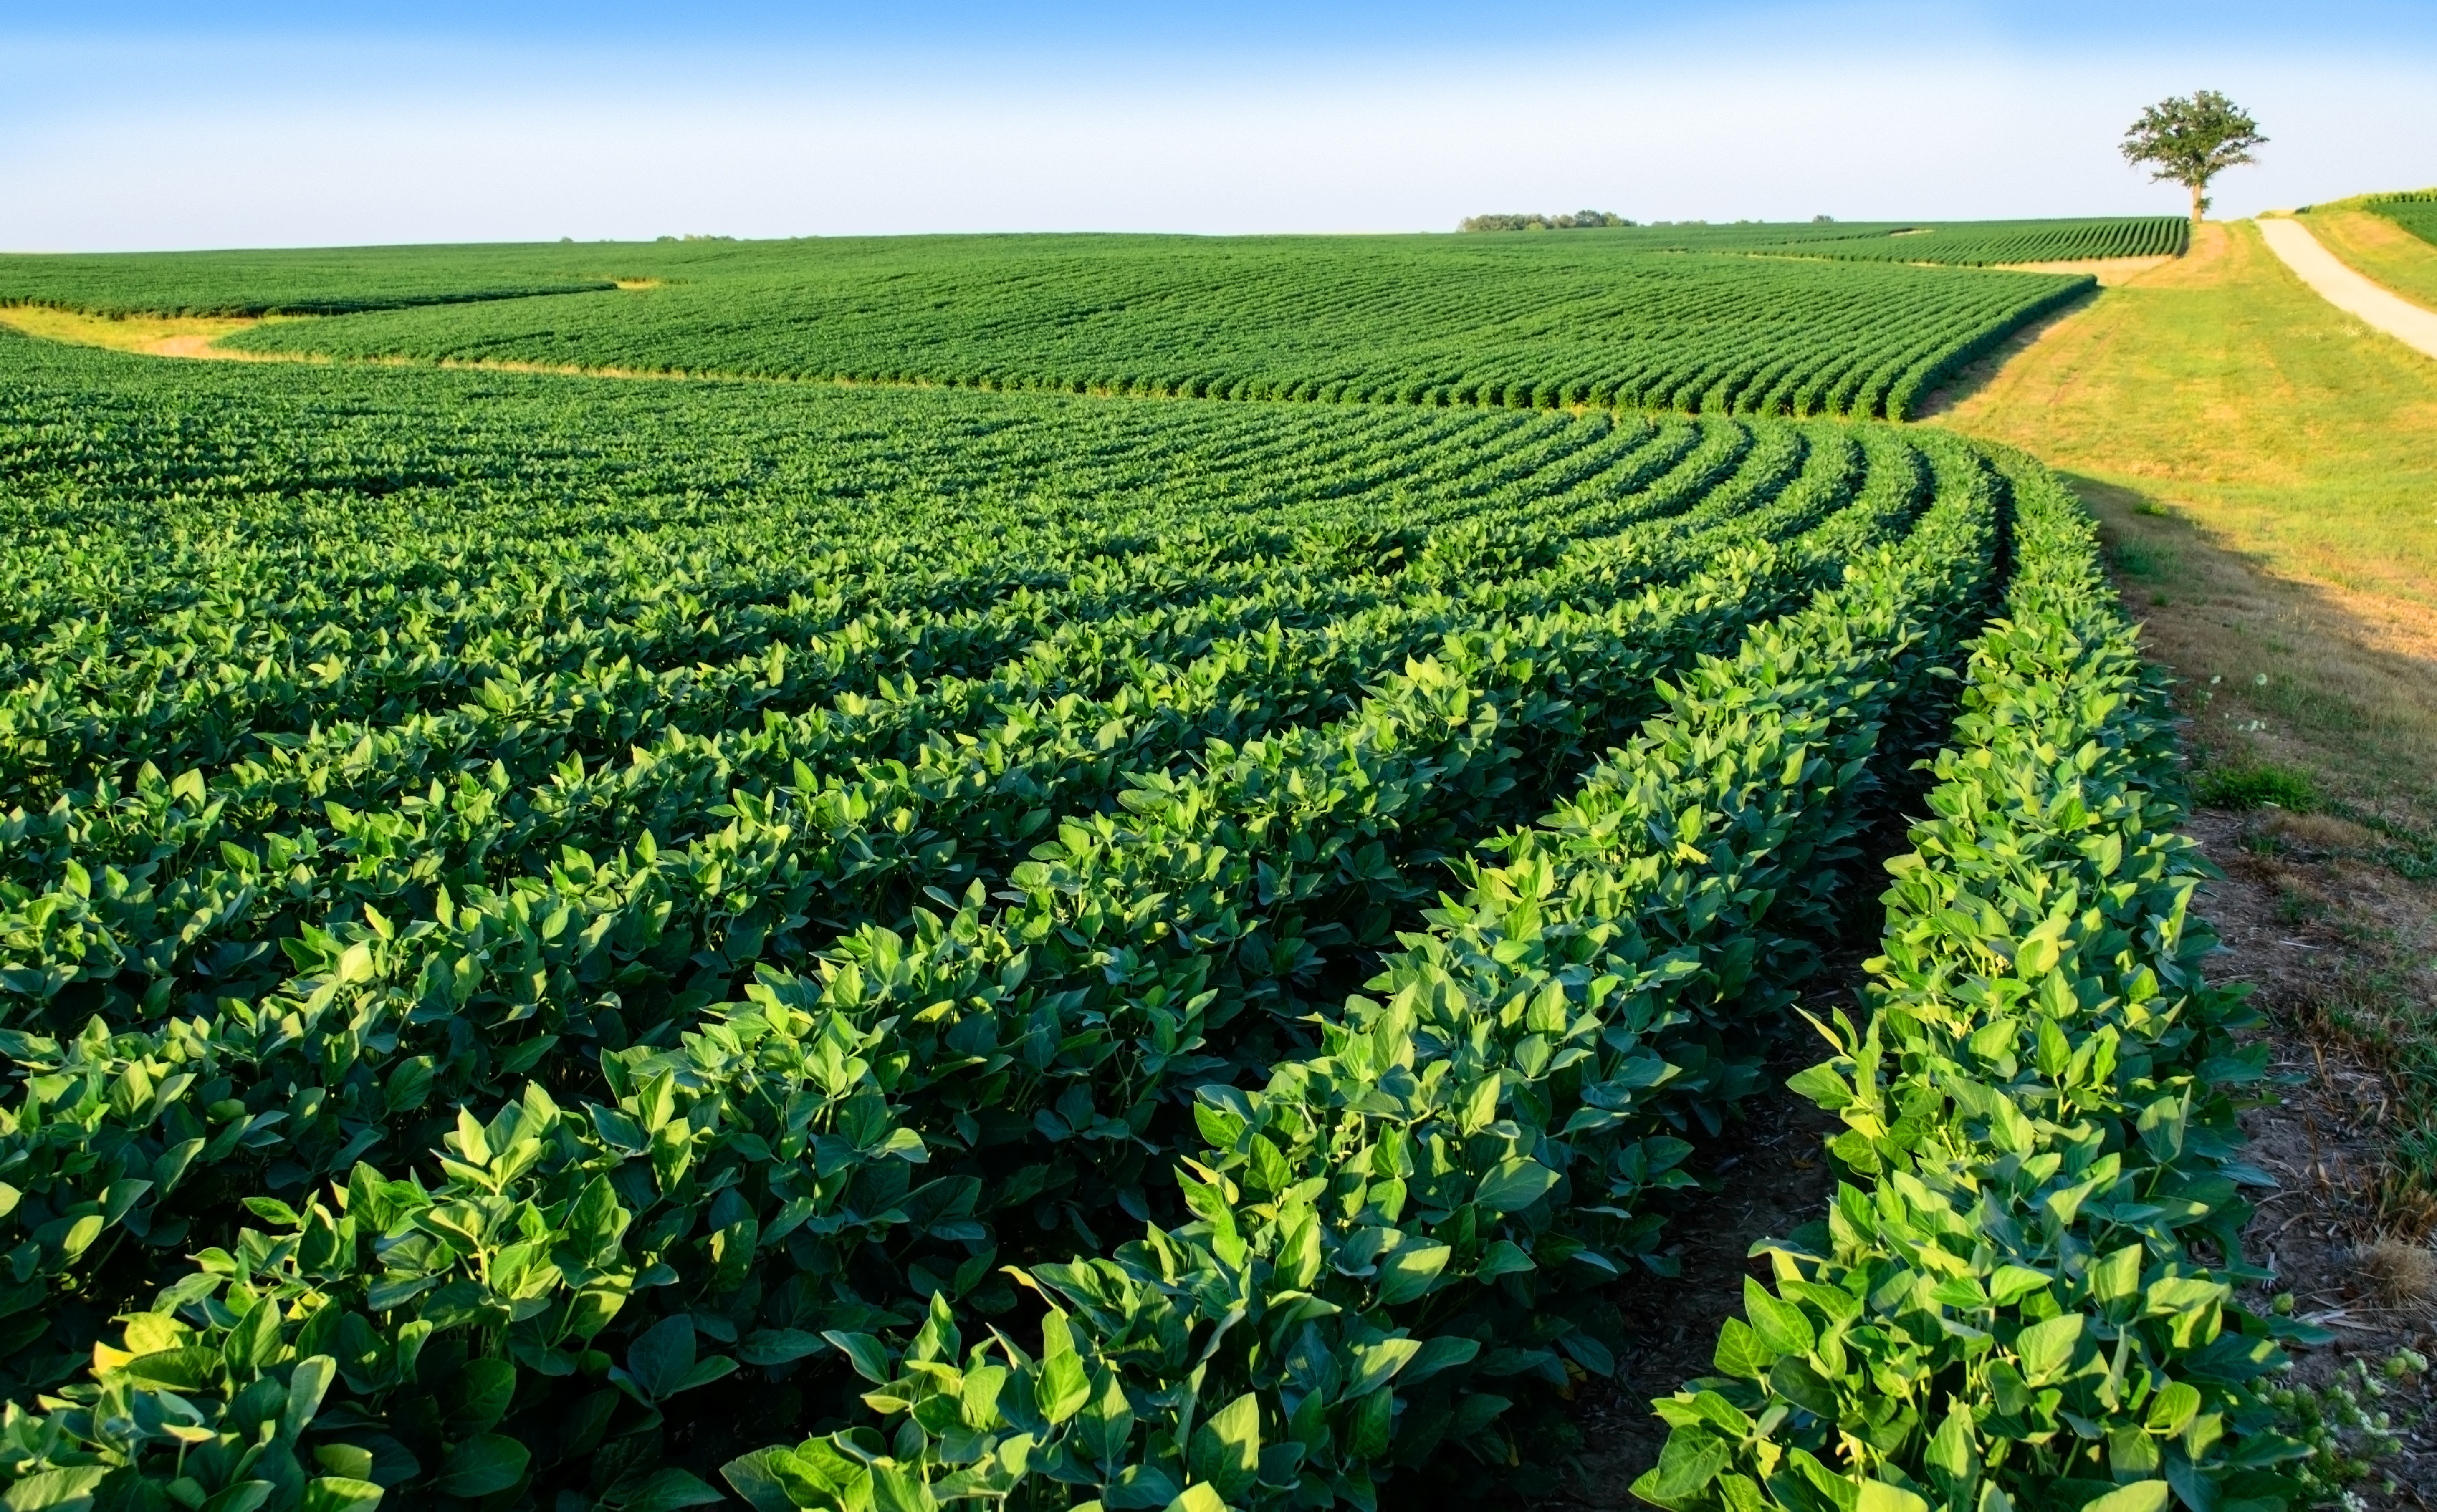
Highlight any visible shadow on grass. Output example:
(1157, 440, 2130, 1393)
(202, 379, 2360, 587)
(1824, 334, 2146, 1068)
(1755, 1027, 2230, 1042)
(2065, 471, 2437, 855)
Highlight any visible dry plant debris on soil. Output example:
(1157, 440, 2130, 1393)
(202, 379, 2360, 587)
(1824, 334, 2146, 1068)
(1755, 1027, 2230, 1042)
(2194, 809, 2437, 1509)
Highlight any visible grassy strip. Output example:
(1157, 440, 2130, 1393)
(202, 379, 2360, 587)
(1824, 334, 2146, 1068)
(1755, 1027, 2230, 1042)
(2295, 207, 2437, 315)
(1937, 220, 2437, 833)
(1629, 455, 2327, 1512)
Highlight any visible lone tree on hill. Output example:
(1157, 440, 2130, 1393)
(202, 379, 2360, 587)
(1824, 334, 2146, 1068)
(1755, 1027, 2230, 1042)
(2121, 91, 2267, 226)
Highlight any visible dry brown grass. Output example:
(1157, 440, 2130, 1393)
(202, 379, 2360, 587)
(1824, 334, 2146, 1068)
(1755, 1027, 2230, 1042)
(0, 304, 268, 358)
(2267, 811, 2387, 854)
(1991, 253, 2177, 285)
(2358, 1238, 2437, 1306)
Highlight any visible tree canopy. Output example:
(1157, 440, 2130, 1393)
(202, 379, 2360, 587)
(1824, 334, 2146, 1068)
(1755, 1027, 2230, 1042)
(2121, 91, 2266, 223)
(1458, 210, 1633, 232)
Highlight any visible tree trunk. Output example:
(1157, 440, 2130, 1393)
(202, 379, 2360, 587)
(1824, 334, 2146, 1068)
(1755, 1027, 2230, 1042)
(2191, 180, 2206, 227)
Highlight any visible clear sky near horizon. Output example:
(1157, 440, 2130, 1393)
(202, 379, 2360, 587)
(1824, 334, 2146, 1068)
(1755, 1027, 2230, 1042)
(2, 0, 2431, 251)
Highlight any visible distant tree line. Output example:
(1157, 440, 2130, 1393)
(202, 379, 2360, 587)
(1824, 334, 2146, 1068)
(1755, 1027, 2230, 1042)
(1459, 210, 1635, 232)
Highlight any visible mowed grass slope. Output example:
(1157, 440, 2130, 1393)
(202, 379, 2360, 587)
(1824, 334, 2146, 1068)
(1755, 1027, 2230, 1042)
(1942, 220, 2437, 826)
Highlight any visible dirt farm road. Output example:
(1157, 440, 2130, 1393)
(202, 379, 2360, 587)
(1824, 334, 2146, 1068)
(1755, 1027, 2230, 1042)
(2259, 215, 2437, 361)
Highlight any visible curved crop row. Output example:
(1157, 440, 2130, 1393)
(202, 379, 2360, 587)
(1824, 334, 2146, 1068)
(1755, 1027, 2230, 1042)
(1633, 457, 2318, 1512)
(218, 247, 2088, 422)
(4, 306, 2257, 1512)
(0, 323, 2033, 1510)
(707, 435, 2010, 1512)
(0, 429, 2009, 1512)
(4, 341, 1917, 1055)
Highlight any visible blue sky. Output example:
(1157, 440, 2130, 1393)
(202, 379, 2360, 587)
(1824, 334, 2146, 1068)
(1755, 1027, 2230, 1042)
(3, 1, 2432, 250)
(16, 0, 2435, 49)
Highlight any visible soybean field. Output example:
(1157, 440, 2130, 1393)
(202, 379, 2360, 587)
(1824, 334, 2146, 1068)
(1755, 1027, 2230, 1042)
(0, 227, 2169, 421)
(0, 217, 2180, 319)
(210, 237, 2094, 421)
(0, 212, 2312, 1512)
(0, 245, 624, 320)
(2367, 189, 2437, 247)
(1755, 215, 2190, 264)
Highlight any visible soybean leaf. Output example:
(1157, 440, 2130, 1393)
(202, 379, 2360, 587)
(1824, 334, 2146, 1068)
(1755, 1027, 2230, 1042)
(435, 1435, 530, 1498)
(1474, 1159, 1559, 1214)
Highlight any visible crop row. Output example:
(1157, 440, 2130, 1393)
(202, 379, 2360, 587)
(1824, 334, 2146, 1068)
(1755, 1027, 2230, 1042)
(3, 425, 1876, 1045)
(0, 326, 2025, 1507)
(5, 339, 1939, 1048)
(0, 423, 2009, 1512)
(0, 417, 1931, 1267)
(2, 333, 1731, 793)
(1633, 455, 2322, 1512)
(706, 427, 2012, 1512)
(1771, 218, 2189, 267)
(219, 247, 2089, 422)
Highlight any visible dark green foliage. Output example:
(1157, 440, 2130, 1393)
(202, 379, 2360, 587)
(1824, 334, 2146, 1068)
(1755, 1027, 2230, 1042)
(2123, 92, 2268, 222)
(0, 332, 1995, 1509)
(1458, 212, 1635, 231)
(1634, 457, 2316, 1512)
(213, 235, 2093, 422)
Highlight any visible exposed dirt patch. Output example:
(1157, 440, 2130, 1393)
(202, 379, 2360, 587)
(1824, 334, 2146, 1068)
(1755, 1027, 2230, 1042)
(2198, 808, 2437, 1229)
(2193, 807, 2437, 1506)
